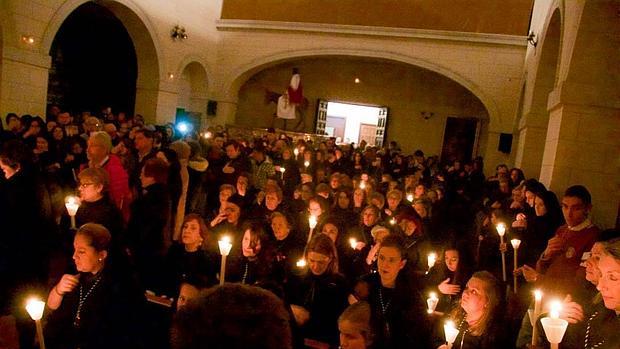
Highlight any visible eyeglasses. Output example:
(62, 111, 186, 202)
(79, 182, 96, 188)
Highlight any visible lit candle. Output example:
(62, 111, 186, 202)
(304, 160, 310, 168)
(65, 196, 80, 230)
(541, 300, 568, 349)
(359, 181, 366, 190)
(427, 252, 437, 274)
(349, 238, 358, 250)
(496, 223, 507, 282)
(427, 292, 439, 314)
(218, 236, 233, 285)
(389, 217, 396, 225)
(511, 238, 521, 293)
(293, 148, 299, 159)
(308, 215, 317, 230)
(279, 167, 286, 173)
(296, 259, 307, 268)
(443, 320, 459, 349)
(203, 131, 212, 139)
(26, 298, 46, 349)
(406, 193, 414, 202)
(531, 289, 543, 347)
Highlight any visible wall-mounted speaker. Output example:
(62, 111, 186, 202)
(498, 133, 513, 154)
(207, 100, 217, 116)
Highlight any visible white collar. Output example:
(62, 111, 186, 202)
(568, 218, 593, 231)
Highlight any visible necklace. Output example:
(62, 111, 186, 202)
(378, 286, 392, 337)
(457, 315, 469, 349)
(241, 262, 249, 284)
(73, 275, 102, 328)
(584, 311, 604, 349)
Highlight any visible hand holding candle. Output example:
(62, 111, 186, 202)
(511, 238, 521, 293)
(443, 320, 459, 349)
(530, 289, 543, 347)
(218, 236, 233, 285)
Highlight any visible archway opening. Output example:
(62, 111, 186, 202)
(235, 56, 489, 158)
(47, 2, 137, 115)
(176, 62, 209, 132)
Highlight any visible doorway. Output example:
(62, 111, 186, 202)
(317, 101, 388, 147)
(440, 117, 480, 164)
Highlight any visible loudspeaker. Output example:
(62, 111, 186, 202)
(207, 100, 217, 116)
(498, 133, 513, 153)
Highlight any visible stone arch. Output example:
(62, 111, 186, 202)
(41, 0, 163, 121)
(514, 7, 562, 178)
(223, 48, 499, 127)
(176, 59, 210, 129)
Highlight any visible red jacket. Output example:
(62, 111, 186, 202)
(81, 155, 132, 222)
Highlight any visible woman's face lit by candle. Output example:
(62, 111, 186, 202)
(73, 234, 106, 274)
(445, 249, 459, 272)
(585, 242, 604, 284)
(597, 255, 620, 312)
(177, 283, 199, 311)
(242, 229, 261, 258)
(307, 251, 331, 276)
(321, 223, 339, 243)
(461, 277, 488, 317)
(0, 159, 18, 179)
(534, 196, 547, 217)
(181, 219, 203, 248)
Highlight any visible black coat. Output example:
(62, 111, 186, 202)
(45, 268, 148, 349)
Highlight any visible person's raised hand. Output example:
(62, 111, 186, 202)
(519, 264, 539, 283)
(543, 236, 565, 259)
(56, 274, 80, 295)
(561, 295, 584, 324)
(438, 278, 461, 295)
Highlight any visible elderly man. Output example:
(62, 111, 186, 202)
(85, 131, 131, 220)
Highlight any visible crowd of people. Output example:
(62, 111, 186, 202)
(0, 107, 618, 349)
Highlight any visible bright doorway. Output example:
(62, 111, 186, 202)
(317, 101, 388, 147)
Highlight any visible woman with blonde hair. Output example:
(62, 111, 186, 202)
(338, 301, 375, 349)
(434, 271, 508, 349)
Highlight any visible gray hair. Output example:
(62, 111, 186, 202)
(89, 131, 112, 153)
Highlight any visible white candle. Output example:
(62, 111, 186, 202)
(26, 298, 46, 349)
(279, 167, 286, 173)
(531, 289, 543, 346)
(427, 252, 437, 270)
(218, 236, 233, 285)
(541, 300, 568, 349)
(293, 148, 299, 159)
(65, 196, 80, 229)
(406, 194, 414, 202)
(304, 160, 310, 168)
(511, 239, 521, 293)
(308, 215, 318, 230)
(359, 181, 366, 190)
(496, 223, 507, 282)
(444, 320, 459, 348)
(296, 259, 306, 268)
(349, 238, 358, 249)
(427, 292, 439, 314)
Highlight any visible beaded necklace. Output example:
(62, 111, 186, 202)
(73, 275, 102, 328)
(241, 262, 249, 284)
(584, 311, 605, 349)
(378, 286, 392, 337)
(457, 315, 469, 349)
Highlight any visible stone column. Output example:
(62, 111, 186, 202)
(540, 83, 620, 228)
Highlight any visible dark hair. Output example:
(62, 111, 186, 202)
(76, 223, 112, 252)
(0, 139, 32, 170)
(135, 128, 155, 139)
(182, 214, 209, 249)
(306, 233, 339, 274)
(143, 157, 169, 184)
(5, 113, 19, 124)
(379, 234, 406, 260)
(564, 185, 592, 205)
(172, 284, 292, 349)
(523, 178, 546, 196)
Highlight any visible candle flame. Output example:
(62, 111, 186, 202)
(296, 259, 306, 268)
(349, 238, 357, 249)
(511, 238, 522, 249)
(534, 289, 543, 301)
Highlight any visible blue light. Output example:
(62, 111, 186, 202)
(176, 122, 190, 134)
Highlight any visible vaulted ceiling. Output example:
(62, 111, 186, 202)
(221, 0, 534, 36)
